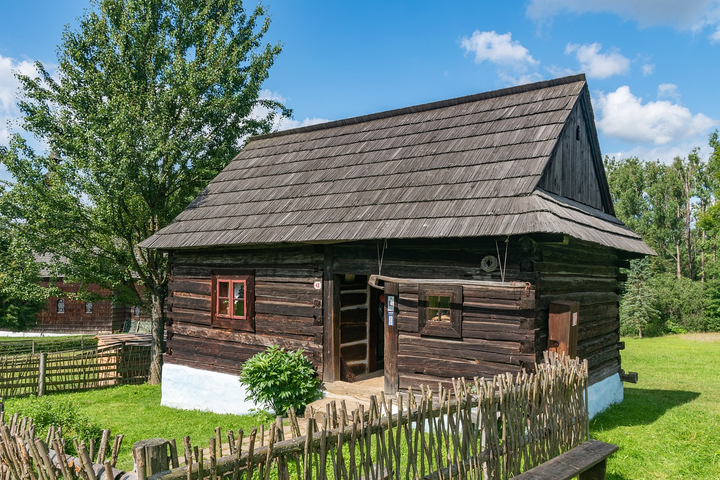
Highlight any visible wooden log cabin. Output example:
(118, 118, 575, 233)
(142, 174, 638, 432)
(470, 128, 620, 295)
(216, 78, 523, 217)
(33, 254, 127, 335)
(140, 74, 653, 416)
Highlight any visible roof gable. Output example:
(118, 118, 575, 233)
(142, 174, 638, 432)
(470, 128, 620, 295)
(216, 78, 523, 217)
(537, 86, 614, 214)
(139, 75, 651, 255)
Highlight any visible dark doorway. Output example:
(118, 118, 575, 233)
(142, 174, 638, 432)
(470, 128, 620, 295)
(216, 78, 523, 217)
(338, 274, 384, 378)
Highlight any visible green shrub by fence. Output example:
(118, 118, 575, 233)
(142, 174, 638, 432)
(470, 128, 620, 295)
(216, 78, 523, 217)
(0, 344, 151, 398)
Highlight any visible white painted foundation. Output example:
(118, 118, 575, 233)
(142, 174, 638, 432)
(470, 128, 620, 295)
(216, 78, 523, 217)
(161, 363, 257, 415)
(587, 373, 623, 419)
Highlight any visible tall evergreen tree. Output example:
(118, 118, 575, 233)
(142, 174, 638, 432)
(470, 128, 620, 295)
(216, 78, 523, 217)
(620, 259, 660, 338)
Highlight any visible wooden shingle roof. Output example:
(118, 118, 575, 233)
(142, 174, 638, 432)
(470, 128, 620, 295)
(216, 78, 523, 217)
(140, 75, 653, 255)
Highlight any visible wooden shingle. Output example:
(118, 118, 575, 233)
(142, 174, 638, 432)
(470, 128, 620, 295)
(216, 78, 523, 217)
(140, 74, 653, 255)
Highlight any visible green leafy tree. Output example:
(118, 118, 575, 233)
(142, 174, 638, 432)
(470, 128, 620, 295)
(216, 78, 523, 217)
(0, 0, 289, 382)
(0, 221, 52, 331)
(620, 259, 660, 337)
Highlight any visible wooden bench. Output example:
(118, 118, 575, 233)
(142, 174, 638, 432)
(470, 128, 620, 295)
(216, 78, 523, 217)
(512, 439, 618, 480)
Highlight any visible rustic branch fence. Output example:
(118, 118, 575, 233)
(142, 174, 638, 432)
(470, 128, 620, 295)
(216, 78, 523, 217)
(0, 344, 151, 398)
(0, 410, 128, 480)
(0, 353, 587, 479)
(0, 336, 98, 356)
(149, 352, 588, 480)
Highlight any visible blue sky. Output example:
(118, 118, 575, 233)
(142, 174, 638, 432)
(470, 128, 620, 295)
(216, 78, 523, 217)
(2, 0, 720, 169)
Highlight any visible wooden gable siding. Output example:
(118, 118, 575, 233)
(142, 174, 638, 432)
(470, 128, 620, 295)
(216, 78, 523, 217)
(165, 245, 324, 376)
(538, 91, 606, 211)
(533, 237, 623, 385)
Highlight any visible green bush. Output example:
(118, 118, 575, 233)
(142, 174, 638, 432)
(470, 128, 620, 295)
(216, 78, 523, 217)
(11, 396, 103, 454)
(650, 273, 705, 333)
(239, 345, 322, 416)
(620, 259, 660, 337)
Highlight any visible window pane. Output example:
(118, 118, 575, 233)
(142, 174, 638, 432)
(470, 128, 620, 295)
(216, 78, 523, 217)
(428, 295, 451, 322)
(57, 299, 65, 314)
(233, 282, 244, 299)
(218, 299, 229, 315)
(234, 299, 245, 317)
(218, 281, 229, 298)
(86, 302, 93, 314)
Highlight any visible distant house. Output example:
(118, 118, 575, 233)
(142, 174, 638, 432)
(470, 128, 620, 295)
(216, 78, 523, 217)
(140, 74, 653, 417)
(33, 254, 150, 335)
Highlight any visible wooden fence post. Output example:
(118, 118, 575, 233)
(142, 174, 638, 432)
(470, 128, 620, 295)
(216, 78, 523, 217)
(134, 438, 169, 477)
(38, 353, 46, 397)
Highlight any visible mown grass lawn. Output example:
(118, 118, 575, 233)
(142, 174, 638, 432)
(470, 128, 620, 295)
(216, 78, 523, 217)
(4, 384, 262, 472)
(590, 334, 720, 479)
(3, 334, 719, 477)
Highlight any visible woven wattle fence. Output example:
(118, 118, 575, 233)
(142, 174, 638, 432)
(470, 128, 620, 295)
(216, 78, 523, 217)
(0, 353, 587, 479)
(152, 352, 588, 480)
(0, 343, 151, 398)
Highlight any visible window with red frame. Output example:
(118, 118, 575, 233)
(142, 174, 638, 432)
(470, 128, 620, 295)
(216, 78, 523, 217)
(213, 274, 254, 331)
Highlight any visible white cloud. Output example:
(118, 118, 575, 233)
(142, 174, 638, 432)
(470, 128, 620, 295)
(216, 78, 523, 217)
(642, 63, 655, 76)
(608, 142, 711, 164)
(498, 72, 544, 86)
(253, 90, 329, 132)
(565, 43, 630, 79)
(277, 117, 329, 131)
(594, 85, 717, 145)
(657, 83, 680, 100)
(527, 0, 717, 28)
(712, 26, 720, 41)
(461, 31, 538, 67)
(0, 54, 38, 144)
(460, 31, 542, 86)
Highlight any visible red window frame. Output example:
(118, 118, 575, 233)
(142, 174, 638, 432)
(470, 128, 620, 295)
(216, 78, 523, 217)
(212, 274, 255, 331)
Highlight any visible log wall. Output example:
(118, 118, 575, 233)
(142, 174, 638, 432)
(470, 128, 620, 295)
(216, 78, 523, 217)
(531, 237, 624, 385)
(165, 245, 324, 376)
(164, 235, 625, 388)
(36, 281, 121, 334)
(332, 239, 538, 390)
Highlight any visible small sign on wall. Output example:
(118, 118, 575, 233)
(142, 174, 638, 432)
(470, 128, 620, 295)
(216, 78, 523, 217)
(314, 281, 322, 290)
(387, 295, 395, 326)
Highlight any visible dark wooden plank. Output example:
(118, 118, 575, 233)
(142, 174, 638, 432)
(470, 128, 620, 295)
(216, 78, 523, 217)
(340, 342, 367, 362)
(398, 354, 522, 378)
(323, 246, 340, 382)
(168, 323, 321, 352)
(170, 278, 212, 296)
(254, 301, 322, 319)
(168, 295, 211, 312)
(398, 336, 535, 365)
(384, 281, 400, 394)
(512, 440, 618, 480)
(168, 308, 211, 326)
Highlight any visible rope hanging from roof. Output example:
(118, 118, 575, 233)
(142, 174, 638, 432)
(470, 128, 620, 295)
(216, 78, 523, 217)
(495, 237, 509, 283)
(377, 239, 388, 275)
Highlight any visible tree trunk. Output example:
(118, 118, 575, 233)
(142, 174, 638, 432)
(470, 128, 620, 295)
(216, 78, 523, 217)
(686, 194, 693, 280)
(702, 230, 706, 283)
(638, 326, 643, 339)
(676, 241, 682, 279)
(149, 291, 166, 385)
